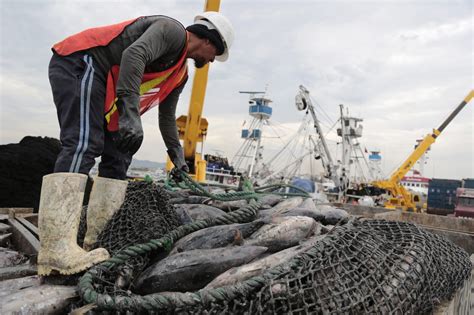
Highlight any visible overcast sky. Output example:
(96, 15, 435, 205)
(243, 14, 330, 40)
(1, 0, 472, 180)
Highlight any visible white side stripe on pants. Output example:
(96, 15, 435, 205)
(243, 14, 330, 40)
(69, 55, 95, 173)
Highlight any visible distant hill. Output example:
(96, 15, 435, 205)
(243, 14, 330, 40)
(130, 158, 166, 169)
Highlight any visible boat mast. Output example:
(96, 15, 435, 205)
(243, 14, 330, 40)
(232, 91, 272, 179)
(337, 105, 364, 199)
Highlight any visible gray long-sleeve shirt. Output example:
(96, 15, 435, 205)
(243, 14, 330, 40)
(88, 15, 188, 151)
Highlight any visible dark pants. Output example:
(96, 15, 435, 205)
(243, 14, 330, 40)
(49, 52, 132, 180)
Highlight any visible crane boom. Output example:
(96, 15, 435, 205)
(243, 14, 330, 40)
(296, 85, 340, 188)
(298, 86, 335, 167)
(168, 0, 221, 182)
(373, 90, 474, 211)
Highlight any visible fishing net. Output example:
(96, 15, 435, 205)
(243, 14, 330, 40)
(78, 181, 180, 250)
(95, 181, 180, 253)
(79, 181, 181, 296)
(193, 219, 471, 314)
(78, 180, 471, 314)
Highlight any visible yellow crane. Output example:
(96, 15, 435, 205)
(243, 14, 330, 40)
(373, 90, 474, 211)
(166, 0, 221, 182)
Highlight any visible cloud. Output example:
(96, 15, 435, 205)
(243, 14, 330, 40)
(1, 0, 472, 180)
(398, 18, 471, 43)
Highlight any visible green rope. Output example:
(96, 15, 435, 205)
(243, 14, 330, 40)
(175, 172, 310, 200)
(172, 172, 262, 201)
(241, 176, 254, 192)
(166, 171, 310, 199)
(255, 183, 311, 196)
(162, 179, 177, 191)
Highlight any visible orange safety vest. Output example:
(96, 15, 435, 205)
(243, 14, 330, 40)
(53, 18, 139, 56)
(103, 46, 187, 132)
(52, 17, 189, 132)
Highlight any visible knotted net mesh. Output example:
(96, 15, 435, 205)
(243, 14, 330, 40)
(193, 219, 471, 314)
(95, 181, 180, 253)
(78, 183, 471, 314)
(79, 181, 181, 296)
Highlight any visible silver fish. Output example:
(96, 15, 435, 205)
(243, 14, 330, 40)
(258, 197, 304, 218)
(169, 220, 267, 255)
(246, 216, 319, 252)
(258, 194, 283, 207)
(167, 189, 191, 199)
(187, 195, 209, 204)
(134, 246, 267, 294)
(205, 234, 325, 289)
(277, 198, 321, 219)
(280, 208, 325, 222)
(169, 197, 188, 204)
(297, 198, 317, 210)
(204, 199, 249, 211)
(317, 205, 349, 225)
(173, 204, 227, 223)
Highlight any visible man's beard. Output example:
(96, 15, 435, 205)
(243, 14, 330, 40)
(194, 59, 206, 68)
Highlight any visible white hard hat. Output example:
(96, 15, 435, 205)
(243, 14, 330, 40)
(194, 11, 234, 62)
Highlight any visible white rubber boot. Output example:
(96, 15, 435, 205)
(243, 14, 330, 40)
(83, 176, 128, 251)
(37, 173, 110, 276)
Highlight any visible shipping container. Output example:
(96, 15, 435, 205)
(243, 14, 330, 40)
(428, 178, 462, 188)
(462, 178, 474, 189)
(427, 178, 461, 213)
(454, 187, 474, 218)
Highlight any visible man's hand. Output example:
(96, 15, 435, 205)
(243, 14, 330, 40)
(167, 147, 189, 182)
(115, 97, 143, 155)
(170, 166, 188, 182)
(167, 147, 189, 171)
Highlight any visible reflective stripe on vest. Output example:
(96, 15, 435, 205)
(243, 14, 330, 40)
(52, 18, 139, 56)
(104, 47, 188, 132)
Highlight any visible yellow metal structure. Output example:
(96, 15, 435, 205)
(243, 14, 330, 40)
(166, 0, 221, 182)
(373, 90, 474, 211)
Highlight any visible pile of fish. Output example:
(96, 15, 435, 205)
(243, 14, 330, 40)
(132, 193, 349, 294)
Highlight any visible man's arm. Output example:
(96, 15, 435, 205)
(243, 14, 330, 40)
(159, 79, 190, 172)
(158, 79, 187, 151)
